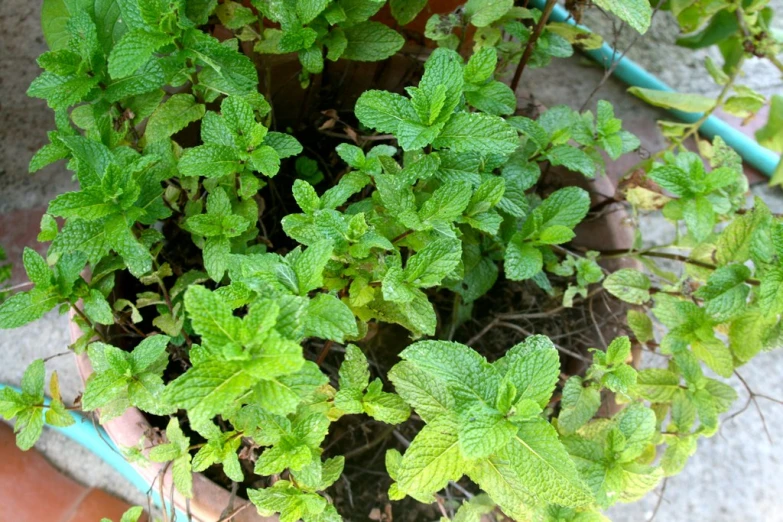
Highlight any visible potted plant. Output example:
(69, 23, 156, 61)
(1, 0, 781, 520)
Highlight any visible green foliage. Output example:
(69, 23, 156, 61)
(0, 363, 74, 450)
(82, 335, 174, 420)
(2, 0, 780, 520)
(388, 337, 592, 517)
(149, 418, 194, 497)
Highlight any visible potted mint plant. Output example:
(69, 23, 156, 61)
(2, 0, 782, 520)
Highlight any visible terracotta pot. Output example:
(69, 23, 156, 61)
(0, 422, 147, 522)
(71, 323, 274, 522)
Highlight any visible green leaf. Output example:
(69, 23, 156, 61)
(297, 0, 331, 23)
(399, 340, 499, 410)
(691, 335, 734, 378)
(627, 310, 654, 343)
(683, 195, 715, 241)
(389, 361, 454, 423)
(633, 369, 680, 403)
(179, 144, 242, 178)
(464, 46, 497, 85)
(458, 408, 517, 459)
(433, 113, 519, 156)
(291, 240, 333, 295)
(250, 146, 281, 177)
(464, 0, 513, 27)
(339, 344, 370, 392)
(184, 285, 243, 348)
(145, 94, 206, 143)
(469, 418, 592, 510)
(342, 22, 405, 61)
(505, 236, 542, 281)
(304, 293, 358, 342)
(84, 289, 114, 325)
(603, 269, 651, 304)
(535, 187, 591, 230)
(363, 379, 411, 424)
(264, 132, 303, 159)
(418, 181, 472, 226)
(756, 94, 783, 154)
(395, 420, 466, 499)
(605, 336, 631, 366)
(547, 145, 596, 178)
(165, 360, 257, 428)
(404, 238, 462, 288)
(538, 225, 576, 245)
(108, 29, 172, 79)
(615, 403, 656, 460)
(499, 335, 560, 408)
(693, 264, 750, 321)
(557, 376, 601, 435)
(464, 81, 517, 116)
(23, 248, 51, 288)
(0, 290, 60, 329)
(390, 0, 427, 25)
(105, 59, 165, 103)
(592, 0, 652, 33)
(22, 359, 46, 400)
(628, 87, 713, 112)
(355, 90, 417, 134)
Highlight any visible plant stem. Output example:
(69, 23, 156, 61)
(767, 54, 783, 75)
(71, 304, 109, 343)
(510, 0, 557, 93)
(664, 57, 744, 153)
(598, 249, 761, 285)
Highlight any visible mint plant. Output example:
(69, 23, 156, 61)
(1, 0, 782, 520)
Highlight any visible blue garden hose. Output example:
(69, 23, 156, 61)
(529, 0, 781, 178)
(0, 383, 188, 521)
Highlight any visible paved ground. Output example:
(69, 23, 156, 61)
(0, 1, 782, 520)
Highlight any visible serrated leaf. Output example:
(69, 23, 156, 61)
(418, 181, 472, 225)
(633, 369, 680, 403)
(603, 269, 651, 304)
(469, 418, 592, 510)
(108, 29, 172, 79)
(536, 186, 591, 229)
(693, 264, 750, 321)
(557, 376, 600, 435)
(499, 335, 560, 408)
(547, 145, 596, 178)
(165, 360, 257, 428)
(342, 21, 404, 61)
(390, 0, 427, 25)
(464, 0, 513, 27)
(304, 293, 358, 342)
(505, 236, 542, 281)
(179, 143, 242, 178)
(433, 112, 518, 155)
(404, 238, 462, 288)
(339, 344, 370, 392)
(146, 94, 206, 143)
(395, 421, 466, 499)
(389, 361, 454, 423)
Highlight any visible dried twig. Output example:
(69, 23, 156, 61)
(647, 478, 668, 522)
(494, 321, 592, 362)
(510, 0, 557, 93)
